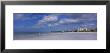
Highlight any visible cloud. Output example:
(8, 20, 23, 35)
(14, 13, 38, 21)
(47, 18, 80, 27)
(42, 15, 58, 22)
(35, 15, 59, 27)
(79, 13, 97, 21)
(36, 13, 96, 28)
(37, 16, 80, 27)
(54, 23, 59, 25)
(80, 23, 95, 27)
(48, 23, 59, 27)
(37, 15, 58, 25)
(48, 24, 53, 27)
(59, 18, 79, 24)
(14, 14, 24, 19)
(63, 18, 79, 23)
(59, 20, 64, 24)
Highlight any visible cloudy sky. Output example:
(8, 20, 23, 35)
(14, 13, 97, 32)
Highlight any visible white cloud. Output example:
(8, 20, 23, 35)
(48, 24, 52, 27)
(16, 14, 23, 17)
(36, 15, 59, 27)
(59, 18, 79, 24)
(80, 14, 96, 21)
(47, 18, 80, 27)
(15, 14, 24, 19)
(38, 15, 58, 25)
(48, 23, 59, 27)
(64, 18, 79, 23)
(37, 16, 81, 27)
(81, 23, 95, 27)
(59, 20, 64, 24)
(42, 15, 58, 22)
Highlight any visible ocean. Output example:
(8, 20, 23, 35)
(14, 32, 97, 40)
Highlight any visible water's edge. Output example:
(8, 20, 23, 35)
(14, 32, 97, 40)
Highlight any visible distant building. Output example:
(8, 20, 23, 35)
(50, 27, 96, 32)
(77, 27, 90, 32)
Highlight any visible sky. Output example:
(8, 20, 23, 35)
(14, 13, 97, 32)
